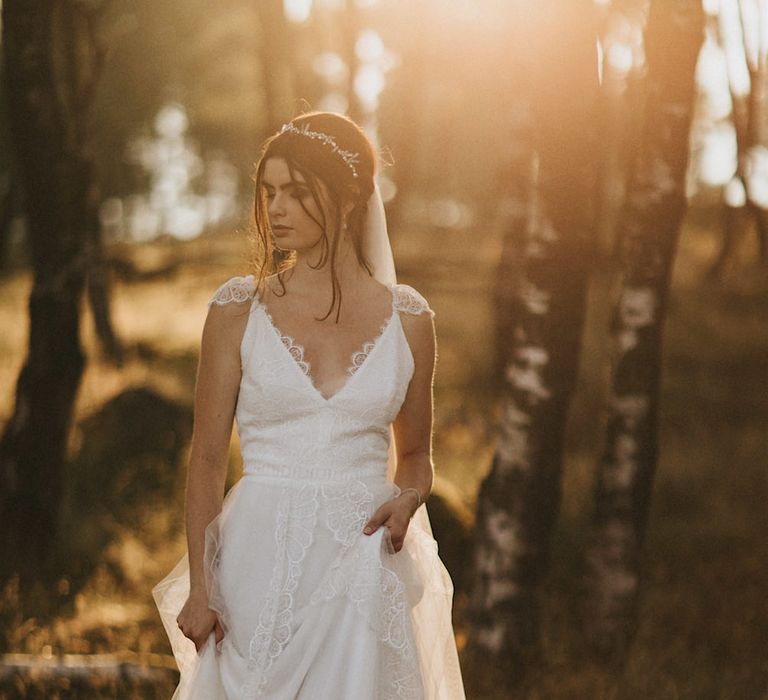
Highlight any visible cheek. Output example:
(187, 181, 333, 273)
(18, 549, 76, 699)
(293, 198, 323, 231)
(302, 197, 323, 224)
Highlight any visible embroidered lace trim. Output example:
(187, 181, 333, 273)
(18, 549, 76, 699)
(238, 478, 422, 699)
(208, 277, 434, 320)
(278, 334, 310, 374)
(242, 484, 319, 697)
(209, 276, 433, 314)
(208, 274, 256, 306)
(208, 276, 433, 399)
(310, 479, 423, 699)
(258, 284, 396, 382)
(392, 284, 435, 318)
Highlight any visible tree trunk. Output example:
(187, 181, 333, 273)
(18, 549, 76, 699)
(492, 103, 535, 383)
(582, 0, 704, 661)
(85, 177, 123, 365)
(0, 2, 90, 579)
(255, 0, 296, 133)
(464, 1, 598, 687)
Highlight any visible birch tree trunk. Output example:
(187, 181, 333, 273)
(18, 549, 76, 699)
(464, 1, 598, 687)
(0, 1, 95, 579)
(583, 0, 704, 661)
(492, 100, 535, 375)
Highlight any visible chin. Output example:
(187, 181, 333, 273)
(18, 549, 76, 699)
(275, 234, 324, 254)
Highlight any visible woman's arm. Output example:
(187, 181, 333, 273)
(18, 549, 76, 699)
(391, 310, 437, 504)
(363, 310, 437, 551)
(185, 302, 247, 596)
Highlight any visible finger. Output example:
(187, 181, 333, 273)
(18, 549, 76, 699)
(382, 527, 397, 554)
(196, 631, 212, 654)
(363, 506, 391, 534)
(214, 618, 225, 644)
(386, 523, 409, 553)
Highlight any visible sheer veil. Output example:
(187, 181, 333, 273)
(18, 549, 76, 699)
(363, 181, 434, 539)
(364, 181, 464, 697)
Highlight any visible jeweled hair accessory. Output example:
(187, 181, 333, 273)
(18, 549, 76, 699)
(279, 121, 360, 178)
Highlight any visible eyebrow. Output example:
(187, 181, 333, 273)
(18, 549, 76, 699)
(261, 179, 309, 191)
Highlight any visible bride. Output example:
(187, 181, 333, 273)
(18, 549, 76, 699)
(153, 111, 466, 699)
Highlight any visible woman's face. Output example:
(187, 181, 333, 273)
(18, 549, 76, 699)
(262, 157, 326, 252)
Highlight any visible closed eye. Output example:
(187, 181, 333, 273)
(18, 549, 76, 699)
(262, 184, 308, 200)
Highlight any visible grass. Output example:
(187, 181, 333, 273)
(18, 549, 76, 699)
(0, 216, 766, 699)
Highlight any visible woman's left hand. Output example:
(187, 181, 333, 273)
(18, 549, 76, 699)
(362, 490, 420, 553)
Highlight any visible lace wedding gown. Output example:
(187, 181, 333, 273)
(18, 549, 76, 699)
(153, 275, 466, 699)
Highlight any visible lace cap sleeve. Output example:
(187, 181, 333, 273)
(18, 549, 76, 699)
(208, 274, 256, 307)
(392, 283, 435, 318)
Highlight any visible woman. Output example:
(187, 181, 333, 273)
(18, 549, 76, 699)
(153, 111, 465, 699)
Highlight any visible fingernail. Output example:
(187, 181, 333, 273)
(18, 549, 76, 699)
(364, 527, 372, 534)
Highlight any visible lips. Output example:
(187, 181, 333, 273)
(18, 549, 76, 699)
(272, 224, 292, 232)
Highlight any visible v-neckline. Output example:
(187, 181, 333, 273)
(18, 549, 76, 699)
(256, 283, 398, 404)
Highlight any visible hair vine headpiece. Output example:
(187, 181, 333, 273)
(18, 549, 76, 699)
(279, 121, 360, 178)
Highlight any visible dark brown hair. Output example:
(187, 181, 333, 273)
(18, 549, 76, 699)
(250, 111, 378, 322)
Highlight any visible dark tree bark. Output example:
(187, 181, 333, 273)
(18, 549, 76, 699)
(0, 1, 104, 578)
(464, 1, 598, 688)
(582, 0, 704, 661)
(84, 177, 123, 364)
(0, 170, 25, 271)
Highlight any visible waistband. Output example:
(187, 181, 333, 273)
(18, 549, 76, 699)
(241, 461, 386, 485)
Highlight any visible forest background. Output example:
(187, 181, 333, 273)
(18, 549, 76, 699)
(0, 0, 766, 698)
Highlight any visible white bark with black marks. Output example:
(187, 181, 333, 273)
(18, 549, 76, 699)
(583, 0, 704, 661)
(465, 1, 598, 686)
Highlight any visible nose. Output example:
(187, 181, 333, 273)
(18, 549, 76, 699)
(268, 192, 286, 219)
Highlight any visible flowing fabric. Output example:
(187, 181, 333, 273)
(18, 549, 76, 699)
(153, 276, 466, 699)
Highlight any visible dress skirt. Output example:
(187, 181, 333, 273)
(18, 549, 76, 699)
(152, 467, 465, 699)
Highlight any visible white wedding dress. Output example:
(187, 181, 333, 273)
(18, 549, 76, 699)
(153, 275, 466, 699)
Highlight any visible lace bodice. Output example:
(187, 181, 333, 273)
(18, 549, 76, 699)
(207, 274, 434, 480)
(210, 274, 433, 396)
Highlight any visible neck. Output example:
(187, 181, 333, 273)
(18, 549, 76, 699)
(286, 231, 369, 292)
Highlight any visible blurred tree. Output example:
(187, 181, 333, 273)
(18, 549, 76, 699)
(0, 0, 113, 579)
(0, 51, 25, 271)
(709, 0, 768, 278)
(341, 0, 362, 122)
(255, 0, 297, 132)
(593, 0, 647, 258)
(464, 0, 599, 687)
(583, 0, 704, 661)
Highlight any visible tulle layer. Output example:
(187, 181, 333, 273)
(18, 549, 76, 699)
(152, 473, 465, 699)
